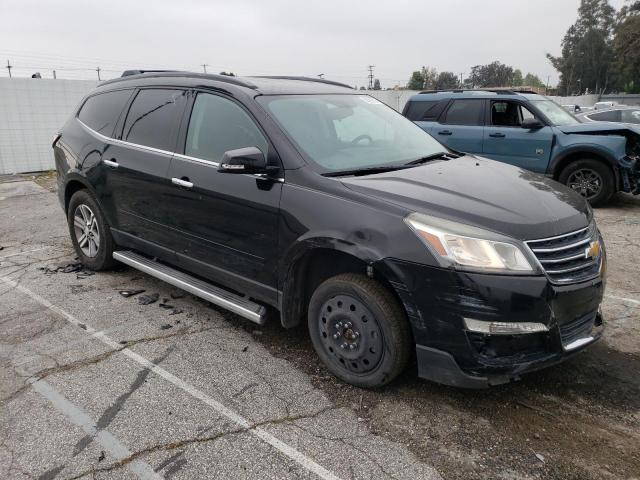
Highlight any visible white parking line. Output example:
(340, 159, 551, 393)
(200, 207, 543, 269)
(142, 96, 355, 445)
(605, 294, 640, 306)
(0, 246, 49, 260)
(31, 379, 162, 480)
(1, 276, 343, 480)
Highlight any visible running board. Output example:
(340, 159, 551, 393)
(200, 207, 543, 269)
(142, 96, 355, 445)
(113, 251, 267, 325)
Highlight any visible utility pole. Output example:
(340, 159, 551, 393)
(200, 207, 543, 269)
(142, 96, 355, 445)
(459, 72, 464, 88)
(96, 67, 101, 81)
(367, 65, 375, 90)
(545, 75, 550, 95)
(6, 60, 12, 78)
(317, 73, 324, 78)
(53, 70, 57, 79)
(421, 66, 427, 89)
(201, 64, 208, 73)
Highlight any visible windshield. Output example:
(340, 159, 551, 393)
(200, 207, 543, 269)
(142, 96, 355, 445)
(257, 94, 447, 172)
(529, 99, 581, 126)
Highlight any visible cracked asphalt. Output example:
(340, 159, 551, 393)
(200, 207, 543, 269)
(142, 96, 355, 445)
(1, 174, 639, 480)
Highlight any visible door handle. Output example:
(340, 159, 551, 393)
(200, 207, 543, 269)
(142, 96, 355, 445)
(103, 159, 119, 168)
(438, 130, 453, 136)
(171, 177, 193, 189)
(489, 132, 506, 138)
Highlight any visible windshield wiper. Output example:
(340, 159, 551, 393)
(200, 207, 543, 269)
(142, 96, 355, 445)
(322, 164, 414, 177)
(404, 151, 455, 165)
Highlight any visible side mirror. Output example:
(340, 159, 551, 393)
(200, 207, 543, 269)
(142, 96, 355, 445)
(218, 147, 270, 174)
(521, 118, 544, 130)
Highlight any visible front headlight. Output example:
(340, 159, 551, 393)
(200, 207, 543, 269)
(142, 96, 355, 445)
(404, 213, 534, 273)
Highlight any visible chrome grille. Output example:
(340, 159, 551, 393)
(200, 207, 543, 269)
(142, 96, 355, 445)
(525, 223, 601, 284)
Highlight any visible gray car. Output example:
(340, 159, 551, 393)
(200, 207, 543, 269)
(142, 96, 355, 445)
(578, 106, 640, 127)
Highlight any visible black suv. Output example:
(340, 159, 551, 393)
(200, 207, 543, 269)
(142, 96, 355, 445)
(54, 72, 605, 388)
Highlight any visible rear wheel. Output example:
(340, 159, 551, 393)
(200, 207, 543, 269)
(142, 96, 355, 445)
(308, 273, 412, 388)
(558, 159, 615, 207)
(67, 189, 116, 270)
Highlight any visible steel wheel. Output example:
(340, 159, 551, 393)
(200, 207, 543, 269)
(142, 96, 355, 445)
(317, 294, 384, 374)
(73, 204, 100, 258)
(566, 168, 603, 200)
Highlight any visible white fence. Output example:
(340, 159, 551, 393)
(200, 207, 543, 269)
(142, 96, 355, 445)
(0, 78, 97, 174)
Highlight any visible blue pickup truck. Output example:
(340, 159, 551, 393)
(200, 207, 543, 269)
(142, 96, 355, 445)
(403, 90, 640, 206)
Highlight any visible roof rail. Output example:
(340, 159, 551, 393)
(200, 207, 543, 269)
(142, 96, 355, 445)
(98, 71, 258, 89)
(252, 76, 354, 89)
(121, 69, 179, 77)
(418, 89, 540, 95)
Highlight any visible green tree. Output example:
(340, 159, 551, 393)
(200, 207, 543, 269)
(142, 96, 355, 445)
(466, 61, 515, 87)
(373, 78, 381, 90)
(407, 71, 424, 90)
(523, 73, 545, 88)
(613, 1, 640, 92)
(434, 71, 460, 90)
(547, 0, 616, 94)
(512, 69, 524, 86)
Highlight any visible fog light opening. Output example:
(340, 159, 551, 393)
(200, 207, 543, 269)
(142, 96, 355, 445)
(464, 318, 549, 335)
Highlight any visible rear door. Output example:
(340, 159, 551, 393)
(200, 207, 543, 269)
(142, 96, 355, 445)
(164, 91, 283, 303)
(482, 100, 553, 172)
(106, 88, 188, 245)
(433, 99, 485, 153)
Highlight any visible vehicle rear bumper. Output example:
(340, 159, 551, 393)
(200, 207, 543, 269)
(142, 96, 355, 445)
(375, 259, 605, 388)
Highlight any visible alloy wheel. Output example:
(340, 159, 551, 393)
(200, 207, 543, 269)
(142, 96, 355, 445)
(566, 168, 603, 200)
(73, 204, 100, 257)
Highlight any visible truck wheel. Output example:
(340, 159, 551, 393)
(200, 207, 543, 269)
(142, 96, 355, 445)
(558, 159, 615, 207)
(67, 189, 116, 271)
(308, 273, 412, 388)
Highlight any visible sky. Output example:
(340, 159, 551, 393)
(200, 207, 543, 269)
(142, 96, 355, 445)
(0, 0, 628, 87)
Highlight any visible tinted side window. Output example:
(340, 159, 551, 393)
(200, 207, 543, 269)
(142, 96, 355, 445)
(589, 110, 619, 122)
(122, 89, 187, 151)
(404, 100, 448, 121)
(185, 93, 268, 162)
(77, 90, 132, 137)
(443, 99, 484, 125)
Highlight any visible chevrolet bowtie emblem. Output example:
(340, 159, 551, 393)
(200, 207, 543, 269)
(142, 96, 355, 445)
(585, 241, 601, 260)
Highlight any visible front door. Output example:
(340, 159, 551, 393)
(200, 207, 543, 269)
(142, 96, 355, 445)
(165, 91, 282, 303)
(482, 100, 553, 173)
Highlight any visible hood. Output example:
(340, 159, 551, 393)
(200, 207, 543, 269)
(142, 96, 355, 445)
(558, 121, 632, 135)
(340, 156, 591, 240)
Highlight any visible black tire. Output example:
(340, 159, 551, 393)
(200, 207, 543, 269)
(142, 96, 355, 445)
(558, 159, 615, 207)
(67, 189, 116, 270)
(307, 273, 412, 388)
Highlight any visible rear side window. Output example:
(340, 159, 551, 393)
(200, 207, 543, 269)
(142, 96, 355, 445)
(442, 99, 484, 126)
(77, 90, 132, 137)
(588, 110, 620, 122)
(121, 89, 187, 151)
(404, 100, 448, 121)
(184, 93, 268, 162)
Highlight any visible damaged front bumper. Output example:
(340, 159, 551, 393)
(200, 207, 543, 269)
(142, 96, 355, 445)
(377, 259, 605, 389)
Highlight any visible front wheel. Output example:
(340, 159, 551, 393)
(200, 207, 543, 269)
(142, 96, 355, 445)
(558, 159, 615, 207)
(67, 189, 116, 270)
(308, 273, 412, 388)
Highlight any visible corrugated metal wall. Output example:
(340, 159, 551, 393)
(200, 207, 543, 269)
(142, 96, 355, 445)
(0, 78, 97, 174)
(1, 77, 638, 175)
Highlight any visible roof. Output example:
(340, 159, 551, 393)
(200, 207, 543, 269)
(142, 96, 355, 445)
(408, 89, 546, 102)
(97, 71, 354, 95)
